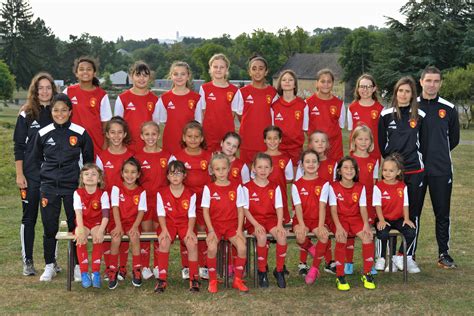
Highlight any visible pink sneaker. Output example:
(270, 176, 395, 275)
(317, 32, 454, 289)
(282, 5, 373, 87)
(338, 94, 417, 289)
(305, 266, 320, 284)
(307, 245, 316, 258)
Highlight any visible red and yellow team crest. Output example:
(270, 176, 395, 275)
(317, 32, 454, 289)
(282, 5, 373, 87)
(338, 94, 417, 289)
(200, 160, 208, 170)
(133, 195, 139, 206)
(92, 200, 100, 210)
(367, 163, 374, 173)
(160, 158, 167, 168)
(182, 200, 190, 210)
(147, 102, 154, 112)
(69, 136, 78, 146)
(397, 188, 404, 198)
(20, 189, 27, 200)
(266, 95, 272, 104)
(228, 191, 236, 201)
(294, 110, 302, 120)
(352, 192, 359, 203)
(41, 197, 48, 207)
(439, 109, 446, 119)
(328, 165, 333, 175)
(279, 159, 285, 169)
(268, 189, 274, 200)
(329, 105, 337, 116)
(409, 119, 417, 128)
(226, 92, 234, 102)
(371, 110, 379, 120)
(89, 97, 97, 108)
(188, 99, 195, 110)
(314, 186, 321, 196)
(231, 168, 239, 178)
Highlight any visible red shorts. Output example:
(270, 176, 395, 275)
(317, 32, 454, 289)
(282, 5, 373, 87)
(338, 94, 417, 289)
(330, 217, 364, 236)
(293, 219, 319, 232)
(212, 220, 238, 240)
(76, 217, 102, 230)
(108, 220, 141, 235)
(157, 223, 193, 243)
(246, 217, 278, 235)
(143, 205, 158, 222)
(239, 148, 259, 166)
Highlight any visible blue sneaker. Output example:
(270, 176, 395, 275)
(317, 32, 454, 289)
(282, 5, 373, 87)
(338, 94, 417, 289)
(92, 272, 101, 288)
(81, 272, 92, 288)
(344, 263, 354, 275)
(371, 266, 378, 275)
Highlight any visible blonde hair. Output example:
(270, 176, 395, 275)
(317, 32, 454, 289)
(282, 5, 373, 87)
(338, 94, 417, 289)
(350, 124, 374, 153)
(308, 130, 330, 157)
(141, 121, 160, 134)
(78, 163, 105, 189)
(168, 61, 193, 89)
(209, 152, 230, 182)
(316, 68, 335, 82)
(208, 53, 230, 80)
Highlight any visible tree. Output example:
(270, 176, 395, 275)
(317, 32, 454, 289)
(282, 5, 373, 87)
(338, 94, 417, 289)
(191, 42, 226, 80)
(0, 60, 15, 106)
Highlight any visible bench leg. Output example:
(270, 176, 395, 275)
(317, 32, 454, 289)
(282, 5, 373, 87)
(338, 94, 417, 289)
(225, 240, 230, 288)
(401, 235, 408, 283)
(245, 237, 251, 281)
(253, 238, 258, 288)
(67, 240, 74, 291)
(388, 237, 394, 273)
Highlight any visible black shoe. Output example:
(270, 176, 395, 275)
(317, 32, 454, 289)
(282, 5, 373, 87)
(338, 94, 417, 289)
(132, 268, 142, 287)
(154, 279, 167, 293)
(189, 279, 200, 292)
(108, 271, 118, 290)
(283, 264, 290, 277)
(438, 253, 457, 269)
(258, 271, 269, 288)
(298, 263, 309, 276)
(324, 261, 337, 274)
(273, 268, 286, 288)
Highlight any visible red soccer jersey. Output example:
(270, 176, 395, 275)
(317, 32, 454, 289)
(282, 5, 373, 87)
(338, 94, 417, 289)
(268, 154, 294, 222)
(271, 97, 308, 152)
(65, 84, 112, 154)
(351, 154, 379, 219)
(291, 178, 329, 224)
(96, 148, 134, 192)
(373, 181, 408, 221)
(329, 182, 366, 219)
(229, 158, 250, 184)
(318, 158, 337, 183)
(111, 184, 147, 224)
(73, 188, 110, 226)
(200, 82, 239, 152)
(157, 186, 196, 227)
(114, 90, 160, 153)
(158, 90, 202, 155)
(243, 181, 282, 223)
(201, 182, 245, 224)
(347, 101, 384, 159)
(306, 94, 344, 161)
(237, 85, 277, 152)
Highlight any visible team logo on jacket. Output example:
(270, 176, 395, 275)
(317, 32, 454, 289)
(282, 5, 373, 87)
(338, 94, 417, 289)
(147, 102, 154, 112)
(439, 109, 446, 119)
(371, 110, 379, 120)
(200, 160, 208, 170)
(231, 168, 239, 178)
(20, 189, 27, 200)
(41, 197, 48, 207)
(409, 119, 417, 128)
(69, 136, 78, 146)
(160, 158, 168, 168)
(329, 105, 337, 116)
(367, 163, 374, 173)
(90, 97, 97, 108)
(182, 200, 189, 210)
(328, 165, 333, 174)
(226, 92, 234, 102)
(397, 188, 404, 198)
(352, 192, 359, 203)
(188, 99, 195, 109)
(133, 195, 140, 205)
(279, 159, 285, 169)
(268, 189, 274, 199)
(295, 110, 302, 120)
(92, 200, 100, 210)
(228, 191, 236, 201)
(314, 186, 321, 196)
(266, 95, 272, 104)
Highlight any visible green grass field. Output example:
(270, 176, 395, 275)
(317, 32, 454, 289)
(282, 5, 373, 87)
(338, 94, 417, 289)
(0, 107, 473, 314)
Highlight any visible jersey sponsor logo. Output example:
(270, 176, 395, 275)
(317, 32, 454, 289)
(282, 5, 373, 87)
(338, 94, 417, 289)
(397, 188, 404, 198)
(329, 105, 338, 116)
(367, 163, 374, 173)
(278, 159, 285, 169)
(231, 167, 239, 178)
(126, 102, 136, 111)
(92, 200, 100, 210)
(266, 95, 272, 104)
(45, 137, 56, 146)
(160, 158, 168, 168)
(409, 119, 417, 128)
(188, 99, 195, 110)
(294, 110, 302, 120)
(200, 160, 208, 170)
(20, 189, 27, 200)
(382, 190, 391, 200)
(41, 197, 48, 207)
(371, 110, 379, 120)
(31, 120, 40, 128)
(250, 192, 260, 202)
(438, 109, 446, 119)
(104, 161, 114, 169)
(268, 189, 274, 200)
(228, 191, 236, 201)
(71, 96, 78, 104)
(352, 192, 359, 203)
(182, 200, 189, 210)
(207, 93, 216, 101)
(133, 195, 140, 206)
(69, 136, 78, 146)
(211, 192, 220, 200)
(275, 113, 284, 121)
(226, 91, 234, 102)
(311, 106, 320, 115)
(336, 193, 344, 201)
(300, 187, 308, 196)
(246, 95, 254, 104)
(353, 112, 360, 120)
(141, 160, 150, 169)
(167, 101, 175, 109)
(147, 102, 154, 112)
(315, 186, 321, 196)
(90, 97, 98, 108)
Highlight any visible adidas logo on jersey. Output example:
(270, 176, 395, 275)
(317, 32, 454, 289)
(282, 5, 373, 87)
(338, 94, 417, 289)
(126, 102, 136, 111)
(71, 96, 78, 104)
(167, 101, 175, 109)
(31, 120, 40, 128)
(250, 192, 259, 202)
(300, 188, 308, 196)
(211, 192, 221, 200)
(208, 93, 216, 101)
(353, 112, 360, 120)
(336, 193, 344, 201)
(104, 161, 114, 169)
(388, 120, 397, 129)
(246, 95, 254, 104)
(275, 113, 284, 121)
(45, 137, 56, 146)
(141, 160, 151, 169)
(184, 162, 191, 169)
(311, 106, 320, 115)
(382, 190, 391, 200)
(164, 201, 172, 212)
(119, 193, 125, 202)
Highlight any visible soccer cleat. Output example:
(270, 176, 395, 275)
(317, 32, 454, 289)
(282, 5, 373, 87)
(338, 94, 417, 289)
(118, 266, 127, 281)
(257, 271, 269, 288)
(53, 261, 62, 273)
(336, 276, 350, 291)
(273, 268, 286, 288)
(438, 253, 457, 269)
(189, 279, 200, 292)
(375, 257, 386, 271)
(282, 265, 290, 277)
(208, 279, 218, 293)
(92, 271, 101, 288)
(141, 267, 153, 280)
(392, 255, 404, 271)
(407, 256, 421, 273)
(344, 263, 354, 275)
(39, 263, 57, 282)
(181, 267, 190, 280)
(361, 273, 376, 290)
(132, 268, 142, 287)
(307, 245, 316, 258)
(305, 267, 320, 285)
(199, 267, 209, 280)
(324, 261, 337, 274)
(154, 279, 167, 293)
(153, 266, 159, 279)
(23, 259, 37, 276)
(108, 270, 118, 290)
(232, 277, 249, 292)
(74, 264, 81, 282)
(298, 263, 309, 276)
(385, 259, 398, 272)
(81, 272, 92, 288)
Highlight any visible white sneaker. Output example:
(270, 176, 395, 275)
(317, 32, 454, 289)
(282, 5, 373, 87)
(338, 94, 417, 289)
(406, 256, 421, 273)
(141, 267, 153, 280)
(375, 257, 386, 271)
(40, 263, 57, 281)
(392, 255, 404, 271)
(74, 264, 81, 282)
(181, 267, 190, 280)
(199, 267, 209, 280)
(153, 266, 159, 279)
(384, 260, 398, 272)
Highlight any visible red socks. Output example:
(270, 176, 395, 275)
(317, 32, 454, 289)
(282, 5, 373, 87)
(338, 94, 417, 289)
(325, 239, 333, 263)
(257, 245, 268, 272)
(157, 251, 169, 280)
(132, 254, 142, 270)
(109, 253, 118, 271)
(91, 243, 103, 272)
(198, 240, 207, 267)
(76, 244, 88, 273)
(345, 238, 355, 263)
(362, 242, 375, 274)
(335, 242, 346, 277)
(180, 241, 189, 268)
(103, 242, 111, 268)
(119, 242, 129, 267)
(140, 241, 150, 268)
(312, 241, 328, 268)
(276, 244, 287, 272)
(234, 257, 246, 279)
(189, 260, 199, 280)
(207, 257, 217, 281)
